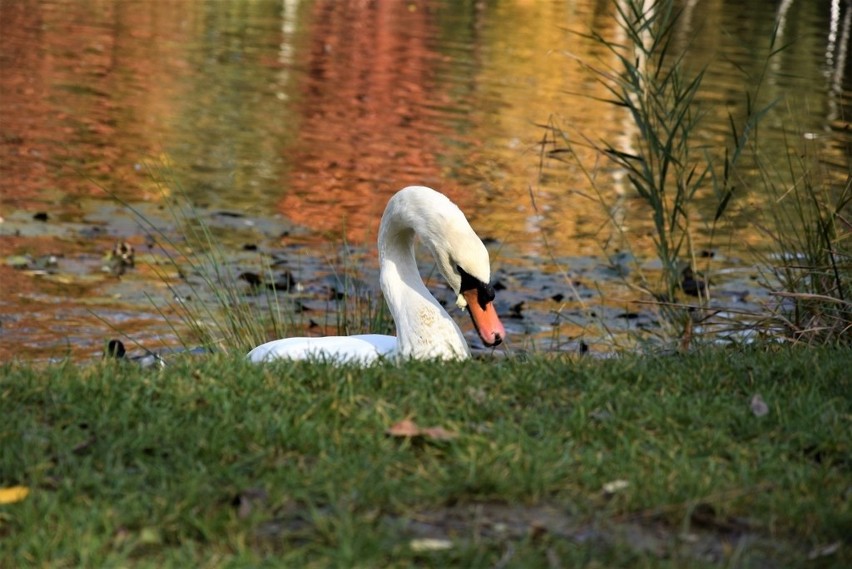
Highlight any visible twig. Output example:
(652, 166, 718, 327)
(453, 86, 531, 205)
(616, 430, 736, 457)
(770, 291, 852, 306)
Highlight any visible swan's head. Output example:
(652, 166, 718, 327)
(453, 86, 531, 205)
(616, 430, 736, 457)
(383, 186, 506, 347)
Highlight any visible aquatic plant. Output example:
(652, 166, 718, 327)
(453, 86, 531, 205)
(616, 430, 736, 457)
(753, 133, 852, 345)
(93, 166, 294, 354)
(136, 166, 399, 355)
(543, 0, 779, 349)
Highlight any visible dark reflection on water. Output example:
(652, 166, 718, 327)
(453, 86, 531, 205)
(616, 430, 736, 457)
(1, 0, 849, 361)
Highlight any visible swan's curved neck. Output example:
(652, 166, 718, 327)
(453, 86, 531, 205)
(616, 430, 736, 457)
(379, 204, 469, 359)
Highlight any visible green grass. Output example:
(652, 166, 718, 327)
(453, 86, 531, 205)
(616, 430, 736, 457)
(2, 348, 849, 567)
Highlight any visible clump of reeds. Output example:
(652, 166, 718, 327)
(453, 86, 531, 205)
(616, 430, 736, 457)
(543, 0, 779, 349)
(754, 136, 852, 345)
(118, 167, 293, 354)
(114, 166, 396, 355)
(327, 245, 395, 339)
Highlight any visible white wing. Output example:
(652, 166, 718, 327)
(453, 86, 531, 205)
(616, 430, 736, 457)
(247, 334, 397, 364)
(247, 186, 505, 366)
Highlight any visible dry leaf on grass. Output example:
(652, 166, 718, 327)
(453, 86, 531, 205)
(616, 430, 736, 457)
(386, 418, 421, 437)
(0, 486, 30, 504)
(419, 426, 458, 441)
(750, 394, 769, 417)
(602, 479, 630, 495)
(807, 541, 841, 559)
(410, 537, 454, 552)
(386, 419, 458, 441)
(231, 487, 269, 519)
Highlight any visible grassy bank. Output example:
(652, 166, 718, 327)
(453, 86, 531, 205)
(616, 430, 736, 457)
(2, 347, 849, 567)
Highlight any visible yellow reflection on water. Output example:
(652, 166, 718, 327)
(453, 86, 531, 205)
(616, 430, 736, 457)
(1, 0, 849, 359)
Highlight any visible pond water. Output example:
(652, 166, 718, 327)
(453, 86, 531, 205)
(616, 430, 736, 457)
(1, 0, 850, 361)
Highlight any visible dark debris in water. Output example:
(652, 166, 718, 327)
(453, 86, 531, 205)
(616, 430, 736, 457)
(105, 338, 214, 367)
(681, 266, 708, 297)
(239, 271, 264, 288)
(239, 270, 296, 293)
(509, 301, 525, 319)
(0, 196, 779, 360)
(104, 241, 135, 276)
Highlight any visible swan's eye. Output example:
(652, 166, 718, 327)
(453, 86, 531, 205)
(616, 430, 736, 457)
(481, 283, 496, 303)
(458, 266, 495, 309)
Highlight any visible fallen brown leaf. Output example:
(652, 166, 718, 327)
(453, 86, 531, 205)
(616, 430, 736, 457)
(419, 426, 459, 441)
(386, 419, 458, 441)
(232, 487, 269, 519)
(410, 537, 453, 552)
(602, 479, 629, 496)
(807, 541, 841, 559)
(386, 418, 421, 437)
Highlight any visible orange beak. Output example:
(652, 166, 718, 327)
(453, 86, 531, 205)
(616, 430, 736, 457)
(462, 288, 506, 347)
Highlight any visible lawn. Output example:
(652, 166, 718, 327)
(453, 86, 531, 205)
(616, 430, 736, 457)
(1, 346, 850, 567)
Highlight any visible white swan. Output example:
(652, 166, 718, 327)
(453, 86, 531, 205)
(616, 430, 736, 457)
(248, 186, 506, 363)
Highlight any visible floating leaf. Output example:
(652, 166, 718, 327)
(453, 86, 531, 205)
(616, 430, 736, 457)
(0, 486, 30, 504)
(5, 255, 32, 269)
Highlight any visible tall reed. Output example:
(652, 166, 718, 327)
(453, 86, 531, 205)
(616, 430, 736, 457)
(754, 133, 852, 345)
(114, 166, 398, 354)
(545, 0, 775, 347)
(123, 167, 295, 353)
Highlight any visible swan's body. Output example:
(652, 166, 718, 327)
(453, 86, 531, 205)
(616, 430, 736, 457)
(248, 186, 505, 364)
(247, 334, 397, 363)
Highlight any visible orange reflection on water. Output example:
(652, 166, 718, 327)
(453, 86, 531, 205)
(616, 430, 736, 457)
(279, 0, 471, 243)
(1, 0, 849, 361)
(1, 0, 179, 207)
(273, 0, 650, 259)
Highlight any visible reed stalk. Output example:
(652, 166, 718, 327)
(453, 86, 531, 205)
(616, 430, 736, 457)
(753, 133, 852, 344)
(545, 0, 776, 348)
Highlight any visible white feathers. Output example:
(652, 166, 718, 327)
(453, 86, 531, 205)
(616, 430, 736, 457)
(247, 186, 497, 364)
